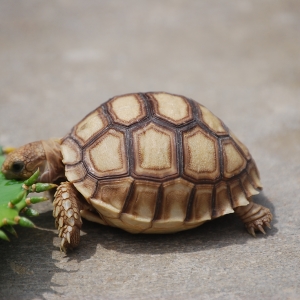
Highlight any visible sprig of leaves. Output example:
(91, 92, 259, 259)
(0, 150, 56, 241)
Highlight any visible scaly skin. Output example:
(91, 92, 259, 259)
(53, 181, 103, 252)
(53, 182, 83, 252)
(1, 139, 274, 251)
(234, 201, 273, 237)
(1, 139, 64, 183)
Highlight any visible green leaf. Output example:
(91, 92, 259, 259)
(0, 150, 56, 241)
(0, 168, 23, 228)
(23, 207, 39, 217)
(0, 230, 10, 241)
(23, 168, 40, 186)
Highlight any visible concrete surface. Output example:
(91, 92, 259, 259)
(0, 1, 299, 299)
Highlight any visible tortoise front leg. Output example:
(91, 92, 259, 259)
(53, 182, 84, 252)
(234, 201, 273, 237)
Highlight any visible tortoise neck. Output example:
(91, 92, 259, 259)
(39, 138, 65, 183)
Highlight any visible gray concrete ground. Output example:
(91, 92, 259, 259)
(0, 1, 299, 299)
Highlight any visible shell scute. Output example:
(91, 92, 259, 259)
(229, 130, 251, 160)
(183, 126, 220, 181)
(60, 92, 263, 234)
(198, 104, 227, 135)
(73, 108, 108, 145)
(183, 184, 213, 229)
(61, 138, 81, 165)
(65, 163, 87, 183)
(214, 182, 234, 218)
(149, 92, 193, 125)
(149, 178, 193, 232)
(122, 180, 160, 225)
(73, 175, 97, 203)
(90, 177, 133, 219)
(229, 180, 249, 208)
(84, 129, 128, 178)
(132, 122, 178, 179)
(247, 161, 262, 189)
(107, 93, 147, 126)
(222, 140, 247, 179)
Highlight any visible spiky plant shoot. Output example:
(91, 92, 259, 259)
(0, 150, 57, 241)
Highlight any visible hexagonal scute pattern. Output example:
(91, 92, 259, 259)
(150, 92, 193, 125)
(222, 140, 247, 178)
(229, 130, 251, 160)
(107, 93, 147, 126)
(198, 104, 227, 135)
(183, 126, 220, 181)
(132, 122, 178, 179)
(61, 92, 261, 234)
(185, 184, 214, 226)
(121, 180, 161, 232)
(85, 129, 128, 178)
(73, 175, 98, 201)
(73, 108, 108, 145)
(149, 178, 194, 233)
(61, 138, 81, 165)
(90, 178, 133, 219)
(65, 162, 87, 182)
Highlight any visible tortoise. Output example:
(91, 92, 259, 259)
(2, 92, 272, 252)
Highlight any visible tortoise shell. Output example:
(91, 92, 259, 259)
(60, 92, 262, 233)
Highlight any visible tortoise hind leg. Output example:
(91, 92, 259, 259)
(234, 201, 273, 237)
(53, 182, 85, 252)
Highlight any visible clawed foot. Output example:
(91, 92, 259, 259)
(234, 201, 273, 237)
(244, 212, 272, 237)
(53, 182, 83, 252)
(57, 223, 81, 252)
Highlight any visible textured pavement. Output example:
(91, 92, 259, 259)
(0, 1, 299, 299)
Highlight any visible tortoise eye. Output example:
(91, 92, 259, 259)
(11, 161, 25, 173)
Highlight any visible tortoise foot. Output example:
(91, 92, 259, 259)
(59, 223, 81, 253)
(244, 211, 272, 237)
(53, 182, 83, 252)
(234, 201, 273, 237)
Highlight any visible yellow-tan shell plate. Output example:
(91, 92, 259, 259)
(60, 92, 262, 233)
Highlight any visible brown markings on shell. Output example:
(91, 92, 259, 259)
(148, 92, 193, 125)
(120, 180, 160, 231)
(132, 122, 178, 179)
(84, 128, 128, 178)
(65, 162, 87, 183)
(73, 107, 108, 146)
(182, 126, 220, 181)
(229, 130, 251, 160)
(73, 175, 98, 204)
(107, 93, 147, 126)
(240, 172, 259, 198)
(246, 160, 262, 189)
(197, 104, 227, 135)
(214, 182, 234, 218)
(185, 184, 213, 225)
(61, 92, 262, 233)
(61, 138, 81, 165)
(90, 177, 134, 219)
(153, 178, 193, 224)
(222, 139, 247, 179)
(229, 179, 249, 208)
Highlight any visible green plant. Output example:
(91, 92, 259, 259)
(0, 151, 56, 241)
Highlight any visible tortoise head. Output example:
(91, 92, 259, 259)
(2, 139, 65, 183)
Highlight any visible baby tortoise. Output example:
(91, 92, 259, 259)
(2, 92, 272, 252)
